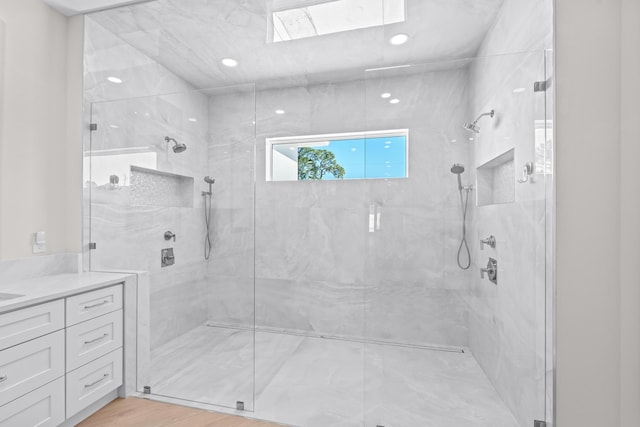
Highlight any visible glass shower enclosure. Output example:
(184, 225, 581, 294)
(84, 1, 554, 426)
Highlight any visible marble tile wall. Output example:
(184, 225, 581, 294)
(84, 19, 212, 351)
(464, 0, 553, 425)
(0, 253, 80, 283)
(207, 66, 473, 348)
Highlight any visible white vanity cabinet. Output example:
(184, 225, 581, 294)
(0, 282, 124, 426)
(65, 284, 123, 418)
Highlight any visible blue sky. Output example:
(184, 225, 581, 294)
(309, 135, 406, 179)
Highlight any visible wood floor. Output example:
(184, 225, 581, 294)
(78, 398, 283, 427)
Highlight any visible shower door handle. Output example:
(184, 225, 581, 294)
(518, 161, 534, 183)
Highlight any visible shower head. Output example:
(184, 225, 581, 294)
(450, 164, 465, 174)
(165, 136, 187, 153)
(462, 109, 495, 134)
(202, 176, 215, 197)
(462, 122, 480, 134)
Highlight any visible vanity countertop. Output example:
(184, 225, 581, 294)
(0, 271, 133, 314)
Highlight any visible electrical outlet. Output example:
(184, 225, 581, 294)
(32, 231, 47, 254)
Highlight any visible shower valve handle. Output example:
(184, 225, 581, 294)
(480, 235, 496, 250)
(164, 231, 176, 241)
(480, 258, 498, 284)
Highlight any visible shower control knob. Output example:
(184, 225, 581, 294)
(480, 258, 498, 285)
(164, 231, 176, 241)
(480, 235, 496, 249)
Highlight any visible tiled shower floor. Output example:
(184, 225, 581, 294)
(150, 324, 519, 427)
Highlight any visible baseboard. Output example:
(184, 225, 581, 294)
(60, 389, 119, 426)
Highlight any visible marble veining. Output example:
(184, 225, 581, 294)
(466, 5, 552, 421)
(0, 253, 80, 284)
(150, 324, 518, 427)
(86, 0, 504, 90)
(82, 1, 554, 426)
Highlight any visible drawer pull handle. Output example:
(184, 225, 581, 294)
(84, 300, 109, 310)
(0, 375, 7, 383)
(84, 373, 109, 388)
(84, 333, 109, 345)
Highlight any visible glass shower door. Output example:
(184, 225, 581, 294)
(363, 51, 550, 427)
(88, 86, 256, 411)
(252, 74, 368, 427)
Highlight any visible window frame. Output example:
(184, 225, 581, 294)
(265, 128, 410, 181)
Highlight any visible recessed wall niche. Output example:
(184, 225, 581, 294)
(476, 148, 515, 206)
(130, 166, 194, 208)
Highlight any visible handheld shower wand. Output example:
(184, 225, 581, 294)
(450, 164, 471, 270)
(202, 176, 215, 260)
(202, 176, 215, 196)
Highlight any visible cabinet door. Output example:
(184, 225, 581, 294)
(0, 300, 64, 351)
(0, 377, 65, 427)
(0, 330, 64, 406)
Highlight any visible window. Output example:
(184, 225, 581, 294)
(266, 129, 408, 181)
(270, 0, 406, 43)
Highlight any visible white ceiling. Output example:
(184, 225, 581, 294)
(86, 0, 505, 89)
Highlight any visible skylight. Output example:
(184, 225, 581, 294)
(271, 0, 406, 43)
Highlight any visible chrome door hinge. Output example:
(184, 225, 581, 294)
(90, 123, 98, 131)
(534, 420, 547, 427)
(143, 386, 151, 394)
(89, 242, 97, 250)
(534, 79, 551, 92)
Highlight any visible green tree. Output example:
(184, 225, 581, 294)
(298, 147, 346, 180)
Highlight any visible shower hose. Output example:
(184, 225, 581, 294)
(457, 187, 471, 270)
(204, 192, 213, 260)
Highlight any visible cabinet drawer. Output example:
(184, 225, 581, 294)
(66, 348, 122, 418)
(66, 284, 123, 326)
(67, 310, 123, 371)
(0, 377, 65, 427)
(0, 330, 64, 406)
(0, 300, 64, 351)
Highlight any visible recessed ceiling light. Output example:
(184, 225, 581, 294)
(451, 139, 457, 143)
(389, 98, 400, 104)
(381, 93, 391, 99)
(389, 33, 409, 46)
(469, 137, 474, 141)
(384, 146, 390, 149)
(188, 118, 198, 122)
(221, 58, 238, 67)
(107, 76, 122, 84)
(275, 109, 285, 115)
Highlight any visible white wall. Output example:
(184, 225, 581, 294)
(0, 0, 83, 259)
(555, 0, 640, 426)
(619, 0, 640, 424)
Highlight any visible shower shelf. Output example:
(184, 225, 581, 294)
(129, 166, 194, 208)
(476, 149, 515, 206)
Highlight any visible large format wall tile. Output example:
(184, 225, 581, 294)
(465, 1, 552, 423)
(206, 68, 472, 348)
